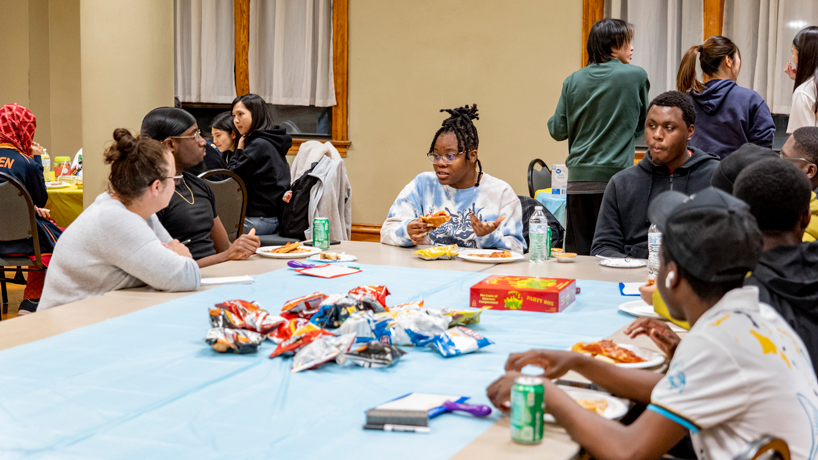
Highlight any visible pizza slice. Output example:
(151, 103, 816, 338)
(571, 340, 646, 364)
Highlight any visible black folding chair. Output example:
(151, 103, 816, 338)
(0, 173, 47, 320)
(527, 159, 552, 197)
(198, 169, 247, 242)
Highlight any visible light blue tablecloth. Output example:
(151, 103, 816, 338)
(0, 265, 635, 459)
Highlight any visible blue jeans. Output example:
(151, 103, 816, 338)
(244, 216, 279, 235)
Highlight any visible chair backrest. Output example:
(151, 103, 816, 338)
(518, 195, 565, 253)
(527, 159, 552, 197)
(733, 434, 790, 460)
(198, 169, 247, 242)
(0, 172, 42, 260)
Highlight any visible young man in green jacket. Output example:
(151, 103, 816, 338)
(548, 18, 650, 255)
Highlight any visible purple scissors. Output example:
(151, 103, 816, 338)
(287, 260, 315, 269)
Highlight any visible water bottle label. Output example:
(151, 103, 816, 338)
(648, 233, 662, 245)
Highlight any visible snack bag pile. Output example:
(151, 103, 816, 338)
(204, 285, 493, 366)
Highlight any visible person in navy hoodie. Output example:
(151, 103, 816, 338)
(677, 36, 775, 160)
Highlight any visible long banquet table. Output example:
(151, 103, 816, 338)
(0, 242, 658, 460)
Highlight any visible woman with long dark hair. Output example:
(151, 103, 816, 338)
(230, 94, 292, 235)
(786, 26, 818, 133)
(677, 36, 775, 159)
(210, 111, 240, 164)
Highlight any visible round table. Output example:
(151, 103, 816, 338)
(45, 184, 83, 228)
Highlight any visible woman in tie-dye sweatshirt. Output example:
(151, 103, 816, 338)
(380, 105, 525, 253)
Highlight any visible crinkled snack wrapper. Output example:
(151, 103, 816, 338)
(413, 245, 459, 260)
(206, 328, 265, 354)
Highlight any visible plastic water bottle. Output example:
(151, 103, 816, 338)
(529, 206, 547, 264)
(41, 148, 50, 182)
(648, 223, 662, 279)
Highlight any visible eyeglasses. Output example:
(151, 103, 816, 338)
(167, 174, 183, 185)
(779, 152, 813, 165)
(427, 151, 465, 164)
(170, 130, 203, 143)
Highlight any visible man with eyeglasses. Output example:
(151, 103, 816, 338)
(779, 127, 818, 242)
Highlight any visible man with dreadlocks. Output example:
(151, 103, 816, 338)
(380, 104, 525, 252)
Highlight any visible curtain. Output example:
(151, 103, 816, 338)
(724, 0, 818, 114)
(175, 0, 237, 103)
(606, 0, 703, 101)
(248, 0, 336, 107)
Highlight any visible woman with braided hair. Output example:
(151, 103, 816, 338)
(381, 104, 525, 252)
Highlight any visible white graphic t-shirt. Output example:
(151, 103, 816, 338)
(649, 287, 818, 460)
(380, 172, 525, 253)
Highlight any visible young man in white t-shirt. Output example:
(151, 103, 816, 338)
(487, 187, 818, 460)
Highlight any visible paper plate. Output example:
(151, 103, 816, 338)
(569, 343, 665, 369)
(256, 246, 321, 259)
(599, 258, 647, 268)
(307, 253, 358, 263)
(544, 386, 629, 423)
(458, 250, 524, 263)
(46, 181, 70, 189)
(618, 300, 663, 320)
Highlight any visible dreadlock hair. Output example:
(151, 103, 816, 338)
(428, 104, 483, 186)
(793, 127, 818, 164)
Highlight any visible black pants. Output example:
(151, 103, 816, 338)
(565, 193, 604, 255)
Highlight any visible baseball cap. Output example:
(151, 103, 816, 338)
(710, 143, 778, 194)
(647, 187, 763, 283)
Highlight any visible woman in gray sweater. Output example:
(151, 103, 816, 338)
(38, 129, 201, 311)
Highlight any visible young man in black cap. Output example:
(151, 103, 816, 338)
(591, 91, 719, 258)
(733, 158, 818, 372)
(780, 126, 818, 241)
(487, 187, 818, 460)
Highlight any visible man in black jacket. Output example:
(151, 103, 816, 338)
(591, 91, 720, 258)
(733, 158, 818, 372)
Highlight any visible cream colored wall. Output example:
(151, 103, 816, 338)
(0, 1, 30, 108)
(345, 0, 581, 225)
(80, 0, 175, 206)
(28, 0, 52, 149)
(48, 0, 82, 161)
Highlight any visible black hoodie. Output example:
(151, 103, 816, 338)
(591, 147, 720, 258)
(228, 128, 293, 219)
(745, 243, 818, 372)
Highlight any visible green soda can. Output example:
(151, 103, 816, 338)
(313, 218, 331, 250)
(510, 376, 544, 444)
(545, 227, 552, 260)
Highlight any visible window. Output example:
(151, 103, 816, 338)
(174, 0, 348, 154)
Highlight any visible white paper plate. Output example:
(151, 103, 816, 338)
(618, 300, 663, 320)
(544, 386, 629, 423)
(570, 343, 665, 369)
(599, 258, 647, 268)
(256, 246, 321, 259)
(46, 181, 70, 189)
(458, 250, 524, 263)
(306, 253, 358, 263)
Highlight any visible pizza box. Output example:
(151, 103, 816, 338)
(469, 275, 576, 313)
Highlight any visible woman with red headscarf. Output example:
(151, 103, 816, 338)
(0, 103, 62, 315)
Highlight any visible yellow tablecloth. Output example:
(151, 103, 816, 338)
(46, 184, 83, 228)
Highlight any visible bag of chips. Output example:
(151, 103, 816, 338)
(338, 311, 392, 343)
(427, 326, 493, 357)
(380, 303, 450, 346)
(292, 333, 357, 373)
(309, 294, 365, 329)
(210, 300, 285, 335)
(413, 245, 459, 260)
(348, 286, 391, 311)
(205, 328, 265, 354)
(268, 318, 309, 344)
(441, 307, 487, 327)
(343, 341, 406, 368)
(269, 324, 335, 358)
(281, 292, 328, 320)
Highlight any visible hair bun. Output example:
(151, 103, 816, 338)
(441, 104, 479, 125)
(104, 128, 137, 164)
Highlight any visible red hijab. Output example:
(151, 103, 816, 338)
(0, 103, 37, 157)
